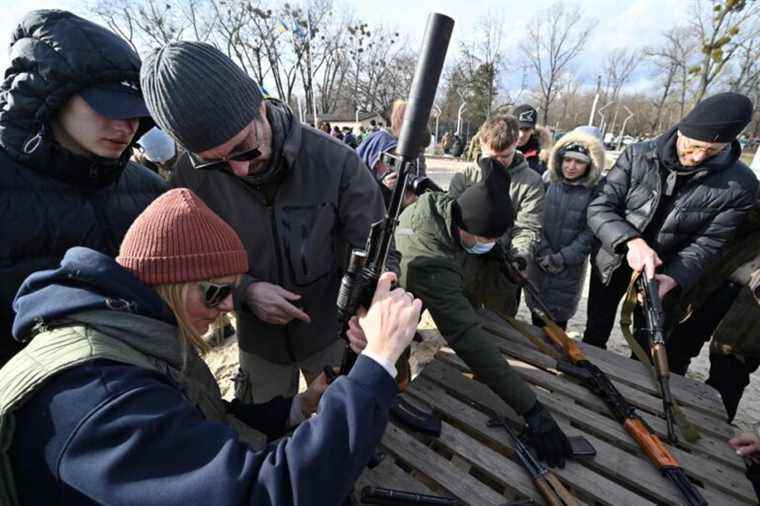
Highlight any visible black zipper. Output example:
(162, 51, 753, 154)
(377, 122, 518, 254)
(235, 177, 298, 363)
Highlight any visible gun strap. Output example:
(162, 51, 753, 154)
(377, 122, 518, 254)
(620, 273, 700, 443)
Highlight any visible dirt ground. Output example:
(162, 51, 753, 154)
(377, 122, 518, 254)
(205, 154, 759, 436)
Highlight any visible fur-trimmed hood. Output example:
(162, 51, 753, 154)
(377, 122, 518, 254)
(548, 130, 604, 188)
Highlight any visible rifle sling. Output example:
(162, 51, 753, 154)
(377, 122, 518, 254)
(620, 273, 700, 443)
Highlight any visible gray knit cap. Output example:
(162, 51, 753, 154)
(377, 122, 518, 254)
(140, 41, 263, 153)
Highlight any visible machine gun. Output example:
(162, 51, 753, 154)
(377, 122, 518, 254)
(494, 251, 708, 506)
(334, 13, 454, 375)
(637, 275, 677, 444)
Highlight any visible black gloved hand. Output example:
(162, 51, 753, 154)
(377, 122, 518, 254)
(523, 401, 572, 468)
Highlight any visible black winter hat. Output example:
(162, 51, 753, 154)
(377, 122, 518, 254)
(678, 92, 753, 143)
(513, 104, 538, 128)
(455, 161, 514, 238)
(140, 41, 263, 153)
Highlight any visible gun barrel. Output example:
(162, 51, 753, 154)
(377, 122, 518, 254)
(360, 486, 460, 505)
(396, 13, 454, 160)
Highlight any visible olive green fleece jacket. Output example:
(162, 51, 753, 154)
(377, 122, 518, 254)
(395, 192, 537, 414)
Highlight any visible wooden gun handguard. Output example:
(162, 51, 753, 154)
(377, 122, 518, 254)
(623, 417, 679, 469)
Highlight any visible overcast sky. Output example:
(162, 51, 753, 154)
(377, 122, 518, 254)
(0, 0, 693, 94)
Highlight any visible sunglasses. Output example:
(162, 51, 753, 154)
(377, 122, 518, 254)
(191, 146, 262, 171)
(198, 281, 235, 309)
(680, 142, 726, 157)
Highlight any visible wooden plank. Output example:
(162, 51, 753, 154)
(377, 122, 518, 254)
(476, 312, 727, 417)
(407, 376, 655, 506)
(434, 336, 742, 469)
(380, 421, 507, 505)
(421, 358, 754, 505)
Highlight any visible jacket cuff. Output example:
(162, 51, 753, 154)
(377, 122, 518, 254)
(611, 229, 641, 255)
(234, 274, 257, 312)
(348, 355, 399, 410)
(660, 263, 693, 292)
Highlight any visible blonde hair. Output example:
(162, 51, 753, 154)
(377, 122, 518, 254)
(154, 282, 214, 355)
(478, 115, 520, 151)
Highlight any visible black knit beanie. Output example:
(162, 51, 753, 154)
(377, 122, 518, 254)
(678, 92, 753, 143)
(455, 169, 514, 238)
(140, 41, 263, 153)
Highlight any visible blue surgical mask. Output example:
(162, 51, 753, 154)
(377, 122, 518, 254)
(464, 241, 496, 255)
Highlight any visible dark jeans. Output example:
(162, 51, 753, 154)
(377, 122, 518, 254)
(666, 280, 759, 422)
(582, 263, 633, 349)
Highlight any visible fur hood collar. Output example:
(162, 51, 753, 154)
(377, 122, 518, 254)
(548, 130, 604, 188)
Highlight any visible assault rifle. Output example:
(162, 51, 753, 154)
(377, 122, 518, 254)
(637, 275, 677, 444)
(335, 13, 454, 375)
(487, 417, 580, 506)
(495, 249, 708, 506)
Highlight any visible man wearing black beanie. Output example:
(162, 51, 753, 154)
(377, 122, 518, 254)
(583, 92, 758, 362)
(389, 167, 572, 468)
(140, 41, 389, 406)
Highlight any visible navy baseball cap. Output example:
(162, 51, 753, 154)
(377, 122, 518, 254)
(80, 81, 150, 120)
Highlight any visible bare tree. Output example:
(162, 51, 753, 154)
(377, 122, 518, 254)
(520, 2, 596, 124)
(646, 26, 696, 130)
(603, 48, 640, 134)
(690, 0, 760, 101)
(459, 12, 507, 118)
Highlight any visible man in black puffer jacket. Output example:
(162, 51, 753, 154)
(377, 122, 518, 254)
(583, 92, 758, 351)
(0, 10, 167, 365)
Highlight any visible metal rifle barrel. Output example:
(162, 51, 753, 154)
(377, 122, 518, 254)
(360, 486, 460, 505)
(663, 469, 709, 506)
(639, 276, 677, 442)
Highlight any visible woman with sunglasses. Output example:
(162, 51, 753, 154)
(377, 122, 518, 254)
(0, 188, 421, 506)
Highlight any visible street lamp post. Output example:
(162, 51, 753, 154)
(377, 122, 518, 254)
(456, 102, 467, 136)
(616, 106, 635, 151)
(597, 101, 615, 139)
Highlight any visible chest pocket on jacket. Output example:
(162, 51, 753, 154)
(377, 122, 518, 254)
(280, 203, 337, 286)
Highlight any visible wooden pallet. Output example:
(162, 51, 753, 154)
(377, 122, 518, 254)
(356, 312, 755, 505)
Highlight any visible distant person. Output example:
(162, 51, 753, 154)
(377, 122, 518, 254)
(370, 119, 380, 132)
(583, 92, 758, 351)
(0, 10, 166, 367)
(331, 125, 344, 140)
(441, 131, 453, 154)
(133, 126, 178, 177)
(513, 104, 552, 175)
(343, 126, 357, 148)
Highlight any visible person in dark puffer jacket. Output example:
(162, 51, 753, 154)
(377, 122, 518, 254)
(583, 92, 758, 350)
(0, 10, 167, 366)
(532, 130, 604, 329)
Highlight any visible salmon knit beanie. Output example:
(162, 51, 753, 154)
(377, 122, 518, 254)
(117, 188, 248, 285)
